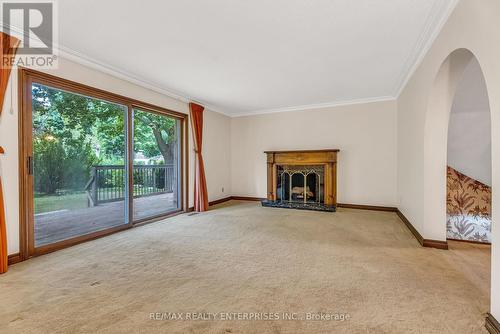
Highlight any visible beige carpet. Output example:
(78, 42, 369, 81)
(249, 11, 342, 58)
(0, 200, 491, 333)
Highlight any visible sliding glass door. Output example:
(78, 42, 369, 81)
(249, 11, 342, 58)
(132, 109, 181, 221)
(32, 83, 129, 248)
(21, 69, 186, 257)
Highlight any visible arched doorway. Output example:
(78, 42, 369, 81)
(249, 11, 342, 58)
(423, 48, 493, 320)
(446, 57, 492, 244)
(422, 48, 492, 241)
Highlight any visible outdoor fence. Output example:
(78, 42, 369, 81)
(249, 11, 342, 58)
(85, 164, 175, 206)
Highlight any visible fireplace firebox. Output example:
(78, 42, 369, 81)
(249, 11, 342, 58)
(262, 150, 338, 212)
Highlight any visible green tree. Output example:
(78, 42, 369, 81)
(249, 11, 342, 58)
(31, 83, 178, 195)
(134, 110, 178, 164)
(33, 137, 66, 194)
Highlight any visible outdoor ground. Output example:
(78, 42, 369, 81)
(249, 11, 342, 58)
(35, 193, 175, 246)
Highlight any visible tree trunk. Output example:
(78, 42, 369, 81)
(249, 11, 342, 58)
(152, 126, 178, 207)
(152, 127, 173, 164)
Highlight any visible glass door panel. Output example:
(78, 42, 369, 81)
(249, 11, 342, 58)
(132, 109, 181, 221)
(32, 83, 129, 247)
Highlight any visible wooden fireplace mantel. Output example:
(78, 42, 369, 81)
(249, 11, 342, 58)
(265, 149, 339, 206)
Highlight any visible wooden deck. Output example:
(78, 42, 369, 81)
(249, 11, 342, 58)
(35, 193, 175, 247)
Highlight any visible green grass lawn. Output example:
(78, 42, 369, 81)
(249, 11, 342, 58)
(35, 192, 88, 214)
(34, 187, 167, 214)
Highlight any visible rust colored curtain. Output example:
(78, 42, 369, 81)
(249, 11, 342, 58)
(189, 102, 209, 212)
(0, 32, 20, 273)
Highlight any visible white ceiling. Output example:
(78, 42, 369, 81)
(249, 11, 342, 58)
(51, 1, 457, 115)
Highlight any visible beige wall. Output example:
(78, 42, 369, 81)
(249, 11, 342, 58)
(0, 71, 20, 255)
(203, 110, 232, 201)
(397, 0, 500, 319)
(230, 100, 398, 206)
(0, 57, 231, 255)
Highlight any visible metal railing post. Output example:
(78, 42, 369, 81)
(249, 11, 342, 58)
(91, 167, 98, 206)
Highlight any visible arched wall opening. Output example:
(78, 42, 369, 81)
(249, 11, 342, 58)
(446, 57, 492, 244)
(422, 48, 493, 317)
(422, 48, 491, 241)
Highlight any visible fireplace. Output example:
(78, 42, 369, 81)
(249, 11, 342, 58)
(276, 165, 324, 203)
(262, 150, 338, 212)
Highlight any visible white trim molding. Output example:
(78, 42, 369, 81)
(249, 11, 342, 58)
(392, 0, 459, 97)
(231, 96, 396, 118)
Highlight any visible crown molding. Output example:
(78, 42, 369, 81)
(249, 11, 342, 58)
(392, 0, 459, 97)
(231, 95, 396, 118)
(58, 45, 190, 102)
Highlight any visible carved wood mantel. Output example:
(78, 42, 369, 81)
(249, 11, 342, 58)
(265, 149, 339, 207)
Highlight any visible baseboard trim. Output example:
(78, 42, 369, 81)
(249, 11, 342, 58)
(231, 196, 266, 201)
(209, 196, 233, 206)
(8, 253, 22, 265)
(422, 239, 449, 250)
(396, 210, 424, 244)
(396, 210, 448, 250)
(337, 203, 397, 212)
(486, 313, 500, 334)
(187, 196, 234, 212)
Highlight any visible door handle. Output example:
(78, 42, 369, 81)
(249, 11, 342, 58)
(27, 156, 33, 175)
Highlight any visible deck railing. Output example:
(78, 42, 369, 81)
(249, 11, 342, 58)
(85, 164, 175, 206)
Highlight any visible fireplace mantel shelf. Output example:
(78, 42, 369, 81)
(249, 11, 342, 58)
(264, 149, 338, 212)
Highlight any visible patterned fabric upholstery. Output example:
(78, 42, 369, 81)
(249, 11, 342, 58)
(446, 166, 491, 243)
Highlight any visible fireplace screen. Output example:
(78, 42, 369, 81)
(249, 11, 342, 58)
(276, 165, 324, 204)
